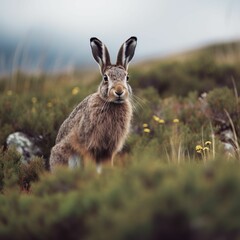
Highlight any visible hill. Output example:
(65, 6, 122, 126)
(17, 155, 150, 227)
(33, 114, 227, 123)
(130, 40, 240, 97)
(0, 40, 240, 239)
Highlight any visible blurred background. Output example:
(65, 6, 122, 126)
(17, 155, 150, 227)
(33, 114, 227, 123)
(0, 0, 239, 75)
(1, 2, 240, 237)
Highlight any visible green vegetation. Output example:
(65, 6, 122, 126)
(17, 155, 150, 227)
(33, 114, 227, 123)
(131, 41, 240, 96)
(1, 159, 240, 239)
(0, 41, 240, 239)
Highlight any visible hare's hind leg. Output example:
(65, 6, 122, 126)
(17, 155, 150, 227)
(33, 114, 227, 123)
(50, 142, 74, 171)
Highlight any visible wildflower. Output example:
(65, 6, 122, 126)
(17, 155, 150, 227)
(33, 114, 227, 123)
(47, 102, 53, 108)
(143, 123, 148, 128)
(7, 90, 13, 96)
(143, 128, 151, 133)
(195, 145, 203, 153)
(173, 118, 179, 123)
(158, 119, 165, 124)
(153, 115, 160, 122)
(31, 97, 37, 104)
(204, 141, 212, 146)
(203, 147, 210, 151)
(72, 87, 80, 95)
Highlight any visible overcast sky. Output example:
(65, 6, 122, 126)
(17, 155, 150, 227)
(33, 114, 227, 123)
(0, 0, 240, 67)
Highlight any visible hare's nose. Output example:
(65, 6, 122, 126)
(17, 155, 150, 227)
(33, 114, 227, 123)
(115, 91, 124, 97)
(114, 85, 125, 97)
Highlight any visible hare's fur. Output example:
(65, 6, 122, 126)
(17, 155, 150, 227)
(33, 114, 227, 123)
(50, 37, 137, 171)
(50, 91, 132, 169)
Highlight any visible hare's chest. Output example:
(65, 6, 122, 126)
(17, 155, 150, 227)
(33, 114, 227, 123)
(99, 103, 131, 129)
(92, 103, 131, 141)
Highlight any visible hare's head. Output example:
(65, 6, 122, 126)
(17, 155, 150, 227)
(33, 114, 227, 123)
(90, 37, 137, 104)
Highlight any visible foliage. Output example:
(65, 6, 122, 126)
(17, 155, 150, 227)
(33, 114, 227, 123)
(0, 73, 94, 158)
(130, 42, 240, 97)
(0, 160, 240, 239)
(0, 41, 240, 239)
(0, 148, 45, 192)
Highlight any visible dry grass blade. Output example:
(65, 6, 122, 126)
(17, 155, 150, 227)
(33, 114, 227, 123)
(224, 109, 240, 159)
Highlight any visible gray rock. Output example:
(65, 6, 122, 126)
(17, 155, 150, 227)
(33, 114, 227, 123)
(6, 132, 43, 164)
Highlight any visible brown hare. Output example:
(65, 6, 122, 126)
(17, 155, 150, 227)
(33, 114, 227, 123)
(49, 36, 137, 172)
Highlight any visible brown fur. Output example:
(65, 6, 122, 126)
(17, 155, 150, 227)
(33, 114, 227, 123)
(49, 37, 137, 171)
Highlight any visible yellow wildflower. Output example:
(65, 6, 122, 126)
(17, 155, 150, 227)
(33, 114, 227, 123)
(31, 97, 37, 104)
(72, 87, 80, 95)
(158, 119, 165, 124)
(195, 145, 203, 151)
(195, 145, 203, 153)
(203, 147, 210, 151)
(153, 115, 160, 122)
(143, 128, 151, 133)
(143, 123, 148, 128)
(204, 141, 212, 146)
(173, 118, 179, 123)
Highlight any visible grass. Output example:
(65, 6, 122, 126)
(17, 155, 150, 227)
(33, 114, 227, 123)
(0, 40, 240, 239)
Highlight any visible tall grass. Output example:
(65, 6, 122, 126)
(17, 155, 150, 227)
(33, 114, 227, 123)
(0, 41, 240, 239)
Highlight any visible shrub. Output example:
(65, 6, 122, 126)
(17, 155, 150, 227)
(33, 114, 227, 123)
(0, 41, 239, 239)
(131, 49, 240, 97)
(0, 160, 240, 239)
(0, 147, 45, 192)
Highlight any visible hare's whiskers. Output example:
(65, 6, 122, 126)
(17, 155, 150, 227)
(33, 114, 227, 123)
(131, 94, 145, 111)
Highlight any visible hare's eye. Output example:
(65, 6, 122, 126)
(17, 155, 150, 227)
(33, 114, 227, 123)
(103, 75, 108, 82)
(126, 75, 129, 82)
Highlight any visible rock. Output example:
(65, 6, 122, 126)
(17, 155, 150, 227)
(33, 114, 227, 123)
(6, 132, 43, 164)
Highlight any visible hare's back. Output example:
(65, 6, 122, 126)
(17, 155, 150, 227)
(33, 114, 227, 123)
(55, 95, 92, 143)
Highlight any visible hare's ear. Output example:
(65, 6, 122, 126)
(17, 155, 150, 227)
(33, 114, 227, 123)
(90, 37, 111, 74)
(116, 36, 137, 70)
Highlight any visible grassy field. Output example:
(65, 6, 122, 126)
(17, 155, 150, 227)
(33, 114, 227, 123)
(0, 41, 240, 239)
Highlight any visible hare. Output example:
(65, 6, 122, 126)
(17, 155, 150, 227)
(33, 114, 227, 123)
(49, 36, 137, 172)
